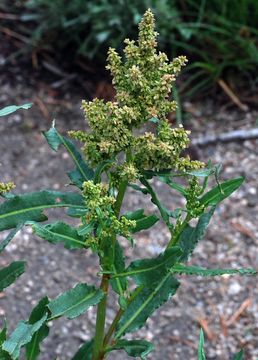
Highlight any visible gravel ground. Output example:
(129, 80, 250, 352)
(0, 81, 258, 360)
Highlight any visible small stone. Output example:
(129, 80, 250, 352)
(228, 281, 242, 295)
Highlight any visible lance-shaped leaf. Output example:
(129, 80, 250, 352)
(2, 315, 47, 359)
(71, 340, 93, 360)
(0, 224, 23, 253)
(107, 339, 154, 359)
(30, 221, 87, 249)
(26, 297, 50, 360)
(0, 261, 26, 292)
(158, 176, 187, 196)
(43, 124, 94, 186)
(170, 264, 256, 277)
(140, 178, 173, 232)
(199, 177, 244, 207)
(0, 103, 32, 117)
(48, 283, 104, 320)
(198, 329, 206, 360)
(178, 207, 215, 261)
(114, 247, 182, 286)
(0, 190, 85, 231)
(110, 240, 128, 295)
(0, 325, 11, 359)
(115, 275, 179, 338)
(232, 349, 244, 360)
(123, 209, 159, 233)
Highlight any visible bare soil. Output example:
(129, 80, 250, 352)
(0, 77, 258, 359)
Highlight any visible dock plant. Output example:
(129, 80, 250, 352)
(0, 10, 255, 360)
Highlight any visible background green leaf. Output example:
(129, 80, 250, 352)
(30, 221, 87, 249)
(2, 315, 47, 359)
(0, 261, 26, 292)
(200, 177, 244, 206)
(25, 297, 50, 360)
(170, 264, 256, 277)
(0, 190, 85, 231)
(107, 339, 154, 359)
(115, 275, 179, 338)
(71, 340, 93, 360)
(0, 103, 32, 117)
(115, 248, 182, 286)
(43, 124, 94, 186)
(198, 329, 206, 360)
(48, 283, 104, 320)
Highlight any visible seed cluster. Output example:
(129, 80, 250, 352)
(69, 9, 204, 182)
(0, 182, 15, 195)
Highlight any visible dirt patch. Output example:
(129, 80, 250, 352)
(0, 79, 258, 359)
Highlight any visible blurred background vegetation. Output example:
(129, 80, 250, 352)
(0, 0, 258, 102)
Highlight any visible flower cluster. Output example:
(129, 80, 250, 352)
(185, 177, 205, 218)
(82, 181, 135, 249)
(0, 182, 15, 195)
(69, 9, 204, 179)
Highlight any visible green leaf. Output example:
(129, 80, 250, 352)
(123, 210, 159, 233)
(140, 178, 173, 232)
(0, 224, 23, 253)
(0, 190, 85, 231)
(2, 315, 47, 359)
(110, 240, 128, 295)
(170, 264, 256, 277)
(123, 209, 145, 221)
(43, 124, 94, 186)
(0, 261, 26, 292)
(178, 207, 215, 261)
(198, 329, 206, 360)
(0, 326, 11, 360)
(200, 177, 244, 206)
(71, 340, 93, 360)
(114, 247, 182, 286)
(115, 275, 179, 338)
(232, 349, 244, 360)
(26, 297, 50, 360)
(48, 283, 104, 320)
(107, 339, 154, 359)
(158, 176, 187, 196)
(30, 221, 87, 249)
(0, 103, 32, 117)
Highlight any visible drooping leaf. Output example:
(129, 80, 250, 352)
(30, 221, 87, 249)
(26, 297, 50, 360)
(0, 224, 23, 253)
(43, 124, 94, 186)
(48, 283, 104, 320)
(158, 176, 187, 196)
(2, 315, 47, 359)
(198, 329, 206, 360)
(232, 349, 244, 360)
(170, 264, 256, 277)
(0, 261, 26, 292)
(199, 177, 244, 207)
(71, 340, 93, 360)
(115, 274, 180, 338)
(114, 247, 182, 286)
(107, 339, 154, 359)
(178, 207, 215, 261)
(0, 103, 32, 117)
(110, 240, 128, 295)
(140, 178, 173, 232)
(0, 190, 85, 231)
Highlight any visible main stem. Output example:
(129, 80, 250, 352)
(92, 274, 109, 360)
(92, 176, 128, 359)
